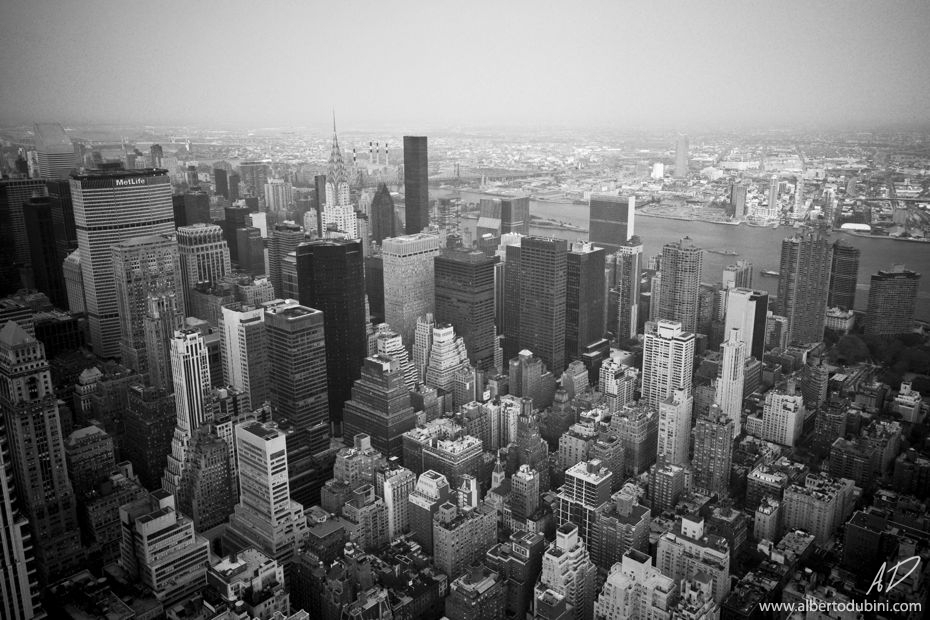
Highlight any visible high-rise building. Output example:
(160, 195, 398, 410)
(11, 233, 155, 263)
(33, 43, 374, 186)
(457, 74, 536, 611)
(516, 236, 568, 374)
(657, 237, 703, 333)
(423, 323, 469, 394)
(716, 327, 746, 438)
(759, 382, 805, 447)
(123, 385, 175, 490)
(264, 301, 330, 454)
(214, 168, 229, 199)
(47, 179, 77, 264)
(445, 564, 506, 620)
(374, 461, 417, 539)
(722, 259, 753, 290)
(657, 388, 693, 466)
(0, 178, 48, 287)
(565, 241, 606, 362)
(370, 183, 396, 245)
(0, 321, 83, 584)
(827, 240, 860, 310)
(729, 182, 748, 219)
(175, 425, 235, 531)
(269, 223, 305, 297)
(656, 516, 730, 603)
(403, 136, 429, 234)
(641, 320, 695, 409)
(382, 232, 441, 345)
(433, 501, 497, 579)
(33, 122, 77, 180)
(220, 304, 269, 411)
(777, 230, 832, 345)
(723, 288, 768, 361)
(594, 550, 677, 620)
(177, 223, 231, 315)
(557, 460, 612, 541)
(23, 195, 67, 308)
(264, 178, 293, 213)
(692, 406, 734, 496)
(238, 162, 268, 197)
(675, 134, 689, 178)
(535, 523, 597, 620)
(610, 236, 643, 342)
(71, 168, 175, 357)
(864, 265, 920, 336)
(434, 248, 499, 370)
(782, 474, 855, 545)
(408, 469, 451, 554)
(342, 355, 418, 461)
(296, 239, 367, 428)
(589, 194, 635, 253)
(112, 234, 184, 373)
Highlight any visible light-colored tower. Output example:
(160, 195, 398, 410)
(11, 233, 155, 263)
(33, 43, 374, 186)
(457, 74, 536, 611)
(724, 287, 768, 361)
(594, 550, 677, 620)
(535, 522, 597, 620)
(716, 327, 746, 438)
(657, 388, 693, 466)
(383, 233, 441, 346)
(375, 462, 417, 539)
(112, 234, 184, 374)
(220, 304, 269, 412)
(760, 382, 805, 447)
(641, 320, 695, 409)
(656, 516, 731, 603)
(675, 134, 689, 178)
(33, 122, 77, 179)
(656, 237, 703, 334)
(71, 169, 175, 357)
(176, 223, 231, 314)
(611, 236, 643, 342)
(413, 313, 435, 383)
(264, 178, 293, 213)
(424, 324, 470, 393)
(144, 292, 184, 391)
(375, 324, 418, 389)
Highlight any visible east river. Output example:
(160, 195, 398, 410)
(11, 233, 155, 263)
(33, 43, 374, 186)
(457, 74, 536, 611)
(442, 190, 930, 321)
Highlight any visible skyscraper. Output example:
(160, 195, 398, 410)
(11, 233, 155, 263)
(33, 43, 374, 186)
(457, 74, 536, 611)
(716, 328, 746, 438)
(296, 239, 367, 428)
(777, 230, 832, 345)
(71, 168, 175, 357)
(403, 136, 429, 234)
(0, 178, 48, 287)
(269, 222, 305, 297)
(828, 240, 860, 310)
(264, 301, 330, 454)
(214, 168, 229, 199)
(864, 265, 920, 336)
(535, 523, 597, 620)
(238, 162, 268, 197)
(565, 241, 606, 361)
(342, 355, 417, 461)
(657, 237, 703, 334)
(518, 236, 568, 374)
(589, 194, 635, 253)
(220, 304, 269, 411)
(557, 460, 612, 541)
(657, 388, 693, 466)
(382, 232, 441, 345)
(0, 321, 83, 584)
(723, 287, 768, 362)
(641, 320, 695, 409)
(656, 516, 730, 603)
(370, 183, 396, 245)
(177, 223, 231, 314)
(692, 406, 734, 497)
(112, 234, 184, 373)
(722, 259, 753, 290)
(33, 122, 77, 179)
(23, 195, 67, 308)
(610, 235, 643, 342)
(434, 248, 499, 370)
(675, 134, 689, 178)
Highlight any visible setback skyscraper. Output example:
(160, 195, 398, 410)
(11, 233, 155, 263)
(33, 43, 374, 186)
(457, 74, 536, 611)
(403, 136, 429, 234)
(434, 248, 499, 370)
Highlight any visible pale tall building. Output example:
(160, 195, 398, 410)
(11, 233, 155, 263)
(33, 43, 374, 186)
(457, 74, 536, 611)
(723, 288, 768, 361)
(657, 388, 693, 466)
(782, 474, 855, 545)
(722, 260, 753, 290)
(375, 324, 418, 389)
(112, 234, 184, 373)
(144, 291, 185, 391)
(715, 327, 746, 438)
(656, 515, 730, 604)
(656, 237, 703, 334)
(759, 382, 805, 447)
(611, 236, 643, 342)
(71, 169, 175, 357)
(594, 550, 677, 620)
(641, 320, 695, 409)
(220, 304, 269, 411)
(413, 313, 435, 383)
(675, 134, 689, 178)
(535, 523, 597, 620)
(383, 233, 441, 345)
(375, 462, 417, 539)
(264, 179, 293, 213)
(423, 323, 470, 394)
(177, 223, 231, 314)
(33, 122, 77, 179)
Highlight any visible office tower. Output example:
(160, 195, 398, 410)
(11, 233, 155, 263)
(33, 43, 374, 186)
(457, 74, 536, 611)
(182, 189, 211, 225)
(594, 550, 677, 620)
(341, 483, 389, 552)
(112, 234, 183, 373)
(535, 523, 597, 620)
(177, 223, 231, 314)
(432, 501, 497, 579)
(716, 327, 746, 438)
(413, 313, 435, 382)
(223, 206, 251, 262)
(0, 322, 83, 584)
(71, 168, 175, 357)
(408, 470, 451, 553)
(610, 402, 658, 475)
(515, 236, 568, 374)
(220, 304, 269, 411)
(675, 134, 689, 177)
(374, 324, 417, 388)
(382, 232, 441, 345)
(723, 288, 768, 361)
(264, 302, 330, 454)
(722, 259, 753, 290)
(565, 241, 606, 361)
(434, 248, 499, 370)
(589, 491, 650, 571)
(214, 168, 229, 199)
(864, 265, 920, 336)
(827, 240, 860, 310)
(657, 516, 730, 603)
(64, 424, 116, 496)
(0, 178, 48, 287)
(611, 236, 643, 342)
(227, 172, 240, 202)
(342, 355, 418, 460)
(760, 382, 805, 447)
(33, 122, 77, 179)
(46, 179, 77, 264)
(782, 474, 855, 545)
(777, 230, 832, 345)
(0, 414, 42, 620)
(729, 181, 748, 219)
(649, 458, 685, 514)
(23, 195, 67, 307)
(657, 388, 693, 466)
(445, 564, 505, 620)
(484, 531, 546, 620)
(370, 183, 395, 245)
(588, 194, 635, 253)
(476, 197, 531, 244)
(238, 162, 268, 196)
(224, 422, 309, 569)
(235, 227, 265, 276)
(374, 461, 417, 539)
(175, 425, 234, 531)
(269, 223, 305, 296)
(657, 237, 703, 333)
(296, 239, 367, 427)
(162, 329, 212, 495)
(124, 385, 175, 490)
(403, 136, 429, 234)
(557, 460, 612, 541)
(119, 491, 210, 606)
(423, 323, 469, 393)
(264, 178, 293, 213)
(148, 144, 163, 167)
(692, 406, 734, 496)
(641, 320, 695, 408)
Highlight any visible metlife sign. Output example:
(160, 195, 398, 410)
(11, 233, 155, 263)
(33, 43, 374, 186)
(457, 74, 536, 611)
(114, 177, 148, 187)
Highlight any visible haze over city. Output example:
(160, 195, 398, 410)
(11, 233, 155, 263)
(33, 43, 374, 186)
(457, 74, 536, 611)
(2, 0, 930, 129)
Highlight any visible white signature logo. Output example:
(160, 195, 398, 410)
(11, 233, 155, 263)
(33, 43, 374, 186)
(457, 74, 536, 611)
(866, 556, 920, 595)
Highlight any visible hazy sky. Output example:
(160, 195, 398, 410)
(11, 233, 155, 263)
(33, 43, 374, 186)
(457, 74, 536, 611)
(2, 0, 929, 130)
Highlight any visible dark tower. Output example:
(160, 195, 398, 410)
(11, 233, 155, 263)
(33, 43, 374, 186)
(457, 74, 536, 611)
(370, 183, 396, 245)
(518, 237, 568, 375)
(777, 230, 833, 345)
(23, 196, 67, 308)
(296, 239, 367, 435)
(214, 168, 229, 199)
(403, 136, 429, 234)
(565, 242, 606, 361)
(227, 173, 240, 202)
(434, 249, 499, 371)
(313, 174, 327, 235)
(47, 179, 77, 263)
(828, 240, 860, 310)
(589, 194, 634, 254)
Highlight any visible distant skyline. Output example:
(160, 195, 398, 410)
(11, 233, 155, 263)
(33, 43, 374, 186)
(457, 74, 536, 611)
(2, 0, 930, 130)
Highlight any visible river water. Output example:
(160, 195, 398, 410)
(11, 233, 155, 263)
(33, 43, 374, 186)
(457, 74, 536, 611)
(444, 190, 930, 321)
